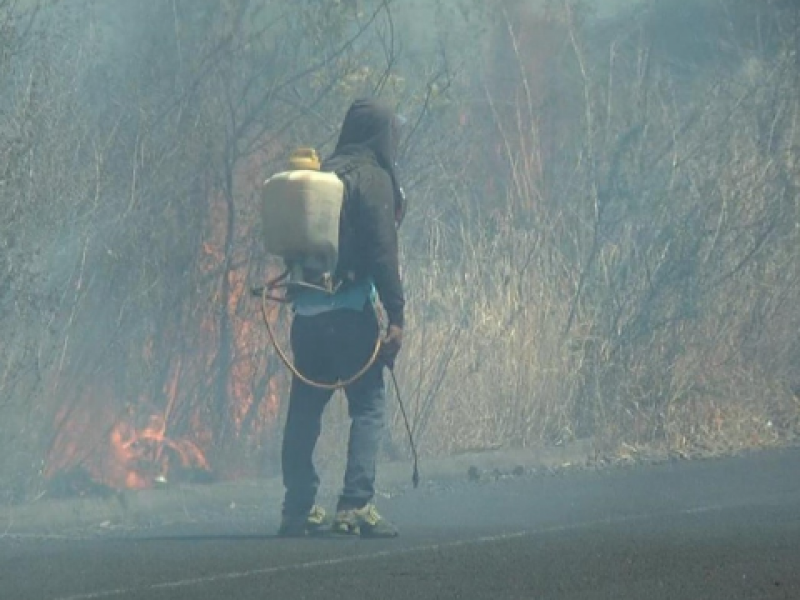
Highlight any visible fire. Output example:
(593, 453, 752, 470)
(108, 413, 210, 490)
(101, 355, 216, 490)
(45, 389, 215, 492)
(44, 266, 284, 494)
(43, 146, 288, 496)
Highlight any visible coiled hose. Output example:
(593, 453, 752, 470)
(252, 269, 419, 487)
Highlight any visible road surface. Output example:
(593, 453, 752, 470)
(1, 447, 799, 599)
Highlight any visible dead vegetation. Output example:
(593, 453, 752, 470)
(386, 0, 800, 464)
(0, 0, 798, 500)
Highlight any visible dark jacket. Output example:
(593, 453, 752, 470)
(322, 98, 405, 329)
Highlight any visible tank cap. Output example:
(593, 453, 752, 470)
(288, 147, 320, 171)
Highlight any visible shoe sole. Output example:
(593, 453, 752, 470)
(278, 522, 331, 538)
(329, 524, 398, 539)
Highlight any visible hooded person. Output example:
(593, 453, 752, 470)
(277, 98, 406, 538)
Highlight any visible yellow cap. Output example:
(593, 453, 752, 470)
(288, 147, 320, 171)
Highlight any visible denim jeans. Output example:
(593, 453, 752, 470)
(281, 305, 386, 516)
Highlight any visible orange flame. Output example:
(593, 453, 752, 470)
(108, 414, 210, 489)
(45, 145, 288, 493)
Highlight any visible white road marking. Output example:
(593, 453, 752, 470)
(53, 504, 729, 600)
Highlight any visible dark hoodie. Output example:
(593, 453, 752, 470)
(321, 98, 405, 328)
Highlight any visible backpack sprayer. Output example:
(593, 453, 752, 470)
(251, 147, 419, 487)
(252, 147, 381, 388)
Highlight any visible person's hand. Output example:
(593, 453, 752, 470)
(380, 324, 403, 368)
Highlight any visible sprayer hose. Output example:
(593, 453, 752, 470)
(259, 286, 382, 391)
(256, 274, 419, 487)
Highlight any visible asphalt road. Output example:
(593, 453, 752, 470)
(2, 447, 799, 600)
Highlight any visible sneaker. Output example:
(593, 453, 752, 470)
(278, 504, 330, 537)
(331, 503, 398, 538)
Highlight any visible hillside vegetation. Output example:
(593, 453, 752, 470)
(0, 0, 797, 500)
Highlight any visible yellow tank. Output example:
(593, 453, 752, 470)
(260, 148, 344, 276)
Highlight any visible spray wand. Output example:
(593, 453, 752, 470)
(388, 364, 420, 488)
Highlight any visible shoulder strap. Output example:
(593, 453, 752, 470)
(321, 158, 359, 284)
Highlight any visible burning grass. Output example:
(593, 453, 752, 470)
(2, 0, 798, 502)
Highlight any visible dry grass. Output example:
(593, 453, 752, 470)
(362, 0, 800, 467)
(2, 0, 799, 500)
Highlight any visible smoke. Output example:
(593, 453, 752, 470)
(1, 0, 797, 503)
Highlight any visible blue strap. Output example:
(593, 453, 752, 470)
(292, 278, 377, 317)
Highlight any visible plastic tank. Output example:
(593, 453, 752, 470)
(260, 154, 344, 274)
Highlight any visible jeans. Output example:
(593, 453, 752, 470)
(281, 305, 386, 516)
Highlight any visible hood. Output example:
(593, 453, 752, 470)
(331, 98, 408, 226)
(334, 97, 400, 170)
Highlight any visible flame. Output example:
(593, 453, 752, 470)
(45, 376, 215, 492)
(44, 146, 288, 494)
(108, 413, 210, 490)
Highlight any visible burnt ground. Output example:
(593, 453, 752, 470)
(1, 447, 799, 600)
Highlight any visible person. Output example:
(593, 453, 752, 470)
(277, 98, 407, 538)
